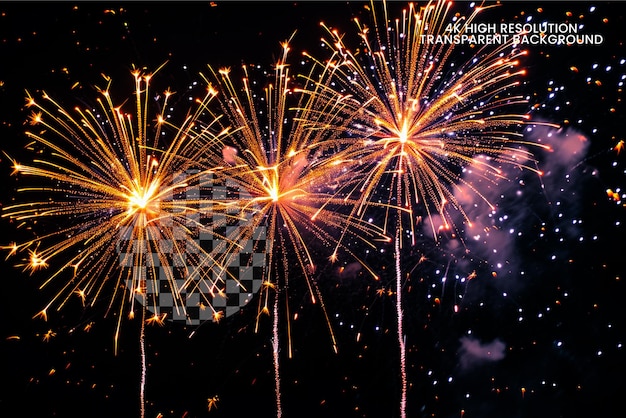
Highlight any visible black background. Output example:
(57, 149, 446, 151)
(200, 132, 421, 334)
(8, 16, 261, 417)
(1, 2, 624, 418)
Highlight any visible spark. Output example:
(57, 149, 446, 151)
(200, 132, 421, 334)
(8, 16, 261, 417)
(0, 242, 19, 259)
(207, 395, 219, 411)
(75, 289, 87, 306)
(212, 310, 224, 323)
(42, 329, 56, 342)
(145, 312, 167, 327)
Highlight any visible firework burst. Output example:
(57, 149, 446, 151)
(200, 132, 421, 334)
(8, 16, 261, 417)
(299, 1, 557, 416)
(2, 67, 234, 330)
(192, 39, 391, 417)
(1, 65, 238, 417)
(310, 1, 553, 235)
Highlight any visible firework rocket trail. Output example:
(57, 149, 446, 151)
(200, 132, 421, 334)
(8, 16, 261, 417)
(140, 303, 147, 418)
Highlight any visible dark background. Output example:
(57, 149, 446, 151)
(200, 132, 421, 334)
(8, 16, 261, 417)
(0, 2, 624, 418)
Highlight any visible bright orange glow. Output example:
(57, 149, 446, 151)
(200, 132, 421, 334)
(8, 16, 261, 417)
(124, 180, 161, 220)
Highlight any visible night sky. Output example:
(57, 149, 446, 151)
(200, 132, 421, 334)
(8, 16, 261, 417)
(0, 1, 624, 418)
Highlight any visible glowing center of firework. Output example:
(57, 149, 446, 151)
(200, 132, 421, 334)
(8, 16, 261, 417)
(380, 118, 414, 149)
(129, 193, 150, 210)
(126, 181, 160, 218)
(398, 130, 408, 144)
(265, 185, 305, 204)
(269, 185, 280, 202)
(397, 120, 410, 144)
(259, 156, 308, 204)
(265, 178, 294, 203)
(261, 177, 304, 204)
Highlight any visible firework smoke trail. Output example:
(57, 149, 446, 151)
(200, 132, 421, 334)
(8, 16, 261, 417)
(192, 39, 391, 416)
(299, 1, 555, 416)
(1, 66, 237, 416)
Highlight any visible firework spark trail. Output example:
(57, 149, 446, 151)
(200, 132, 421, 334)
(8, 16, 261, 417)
(395, 228, 407, 418)
(273, 289, 282, 418)
(140, 302, 147, 418)
(189, 39, 392, 416)
(298, 1, 557, 416)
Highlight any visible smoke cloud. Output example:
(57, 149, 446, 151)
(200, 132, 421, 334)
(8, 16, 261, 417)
(457, 335, 506, 371)
(430, 125, 593, 286)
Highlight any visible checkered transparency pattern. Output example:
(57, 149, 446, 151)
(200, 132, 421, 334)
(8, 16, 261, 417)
(117, 170, 266, 324)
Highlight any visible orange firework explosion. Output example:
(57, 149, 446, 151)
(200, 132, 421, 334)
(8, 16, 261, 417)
(298, 1, 557, 417)
(2, 66, 233, 348)
(306, 0, 554, 238)
(191, 39, 391, 418)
